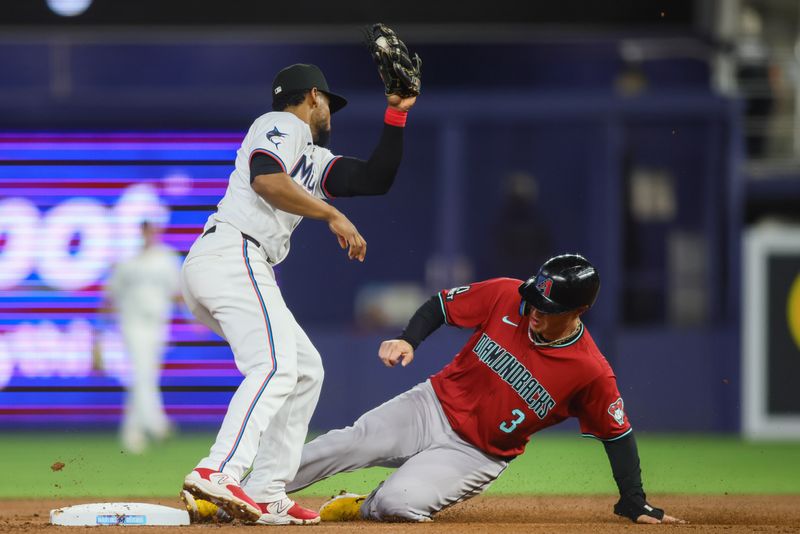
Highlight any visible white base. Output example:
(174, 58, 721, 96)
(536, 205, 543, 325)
(50, 502, 190, 526)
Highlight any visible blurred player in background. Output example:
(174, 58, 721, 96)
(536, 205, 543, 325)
(105, 220, 182, 454)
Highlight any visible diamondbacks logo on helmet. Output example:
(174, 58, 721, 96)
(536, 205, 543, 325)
(536, 276, 553, 298)
(608, 397, 625, 426)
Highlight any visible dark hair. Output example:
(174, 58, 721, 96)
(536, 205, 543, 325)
(272, 89, 309, 111)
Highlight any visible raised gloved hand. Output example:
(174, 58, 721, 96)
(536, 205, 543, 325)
(363, 23, 422, 98)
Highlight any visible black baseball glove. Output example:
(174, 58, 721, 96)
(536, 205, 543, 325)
(363, 23, 422, 97)
(613, 494, 665, 523)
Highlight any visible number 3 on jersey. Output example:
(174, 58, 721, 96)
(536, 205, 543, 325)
(499, 409, 526, 433)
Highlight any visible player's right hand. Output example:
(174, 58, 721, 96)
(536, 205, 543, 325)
(378, 339, 414, 367)
(387, 94, 417, 112)
(327, 210, 366, 262)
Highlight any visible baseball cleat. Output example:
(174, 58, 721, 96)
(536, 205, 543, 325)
(319, 492, 366, 522)
(179, 489, 231, 523)
(182, 468, 261, 522)
(255, 498, 320, 525)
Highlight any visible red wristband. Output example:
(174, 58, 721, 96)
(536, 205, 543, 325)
(384, 107, 408, 127)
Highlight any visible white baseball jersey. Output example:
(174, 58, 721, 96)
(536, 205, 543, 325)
(211, 111, 341, 265)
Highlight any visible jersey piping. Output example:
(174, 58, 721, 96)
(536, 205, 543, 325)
(542, 322, 585, 349)
(320, 156, 342, 199)
(249, 148, 286, 173)
(220, 239, 278, 471)
(581, 427, 633, 442)
(438, 292, 451, 325)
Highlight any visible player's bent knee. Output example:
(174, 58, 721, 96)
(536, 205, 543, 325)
(367, 494, 430, 522)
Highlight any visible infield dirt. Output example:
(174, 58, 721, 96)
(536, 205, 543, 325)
(2, 495, 798, 533)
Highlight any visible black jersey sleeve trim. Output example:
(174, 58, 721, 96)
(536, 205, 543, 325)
(249, 150, 286, 184)
(249, 148, 286, 171)
(437, 292, 451, 325)
(581, 427, 633, 442)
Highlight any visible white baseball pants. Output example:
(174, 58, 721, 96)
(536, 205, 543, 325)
(286, 380, 508, 521)
(181, 222, 324, 502)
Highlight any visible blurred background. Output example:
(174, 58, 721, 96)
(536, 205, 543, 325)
(1, 0, 800, 487)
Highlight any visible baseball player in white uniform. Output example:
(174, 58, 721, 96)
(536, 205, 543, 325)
(106, 221, 181, 454)
(180, 63, 417, 525)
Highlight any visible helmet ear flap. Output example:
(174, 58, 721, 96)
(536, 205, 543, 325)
(518, 279, 534, 316)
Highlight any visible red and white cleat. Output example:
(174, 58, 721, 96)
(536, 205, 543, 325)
(255, 498, 321, 525)
(182, 468, 261, 522)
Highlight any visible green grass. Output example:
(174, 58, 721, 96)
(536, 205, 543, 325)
(2, 432, 799, 498)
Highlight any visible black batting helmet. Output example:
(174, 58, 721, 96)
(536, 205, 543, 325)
(518, 254, 600, 314)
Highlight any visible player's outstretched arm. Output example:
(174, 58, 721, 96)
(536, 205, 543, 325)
(321, 24, 420, 198)
(603, 432, 686, 524)
(253, 172, 366, 261)
(399, 295, 447, 347)
(379, 294, 447, 369)
(322, 98, 414, 198)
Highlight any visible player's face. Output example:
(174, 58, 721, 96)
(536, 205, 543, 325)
(310, 90, 332, 147)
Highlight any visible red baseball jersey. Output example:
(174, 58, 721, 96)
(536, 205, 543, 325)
(429, 278, 631, 458)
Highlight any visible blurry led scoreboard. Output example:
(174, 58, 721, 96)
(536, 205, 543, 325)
(0, 133, 244, 427)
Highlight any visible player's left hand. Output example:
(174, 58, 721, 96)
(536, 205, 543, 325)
(635, 513, 686, 524)
(387, 94, 417, 112)
(614, 496, 687, 524)
(378, 339, 414, 367)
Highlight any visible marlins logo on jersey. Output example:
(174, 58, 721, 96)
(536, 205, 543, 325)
(267, 127, 287, 148)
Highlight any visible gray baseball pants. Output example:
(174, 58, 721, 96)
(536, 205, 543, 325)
(286, 380, 509, 521)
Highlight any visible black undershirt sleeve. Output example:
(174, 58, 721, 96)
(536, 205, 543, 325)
(604, 431, 666, 521)
(396, 295, 446, 349)
(603, 432, 644, 499)
(250, 153, 284, 183)
(324, 123, 404, 197)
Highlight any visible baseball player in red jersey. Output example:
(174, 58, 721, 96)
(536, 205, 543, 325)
(279, 254, 685, 524)
(179, 63, 417, 525)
